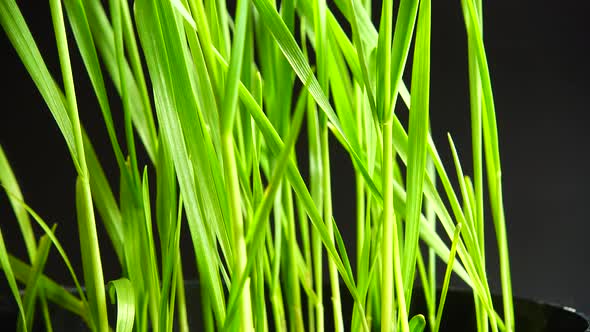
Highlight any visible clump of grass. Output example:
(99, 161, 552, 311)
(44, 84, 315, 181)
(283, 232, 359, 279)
(0, 0, 514, 331)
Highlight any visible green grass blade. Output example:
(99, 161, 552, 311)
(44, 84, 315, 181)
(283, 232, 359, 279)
(135, 0, 227, 324)
(170, 0, 196, 28)
(82, 133, 124, 263)
(402, 0, 431, 303)
(447, 134, 483, 262)
(51, 0, 109, 328)
(409, 314, 426, 332)
(0, 0, 78, 169)
(39, 293, 54, 332)
(0, 229, 27, 331)
(8, 256, 88, 322)
(0, 146, 37, 262)
(108, 278, 136, 332)
(225, 88, 307, 330)
(460, 1, 514, 329)
(1, 192, 94, 325)
(62, 0, 126, 170)
(384, 0, 419, 121)
(80, 0, 159, 162)
(433, 224, 462, 332)
(219, 0, 254, 327)
(345, 0, 376, 115)
(250, 0, 381, 201)
(19, 229, 54, 332)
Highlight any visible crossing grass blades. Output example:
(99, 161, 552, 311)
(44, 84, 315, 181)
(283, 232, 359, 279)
(0, 0, 516, 331)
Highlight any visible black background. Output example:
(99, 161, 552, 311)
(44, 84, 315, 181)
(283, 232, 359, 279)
(1, 0, 589, 319)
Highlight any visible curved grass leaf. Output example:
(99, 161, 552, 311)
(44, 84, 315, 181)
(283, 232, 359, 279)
(409, 314, 426, 332)
(108, 278, 136, 332)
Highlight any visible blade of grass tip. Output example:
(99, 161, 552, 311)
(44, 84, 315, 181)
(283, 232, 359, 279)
(385, 0, 420, 122)
(51, 0, 109, 329)
(0, 229, 27, 331)
(447, 133, 483, 266)
(0, 146, 37, 262)
(219, 0, 253, 327)
(19, 227, 55, 332)
(402, 0, 432, 307)
(140, 168, 163, 327)
(0, 0, 78, 170)
(409, 314, 426, 332)
(387, 176, 473, 286)
(108, 278, 136, 332)
(119, 165, 153, 329)
(433, 224, 462, 332)
(158, 194, 182, 332)
(389, 116, 497, 309)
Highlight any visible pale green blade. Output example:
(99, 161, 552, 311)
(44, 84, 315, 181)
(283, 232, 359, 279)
(108, 278, 136, 332)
